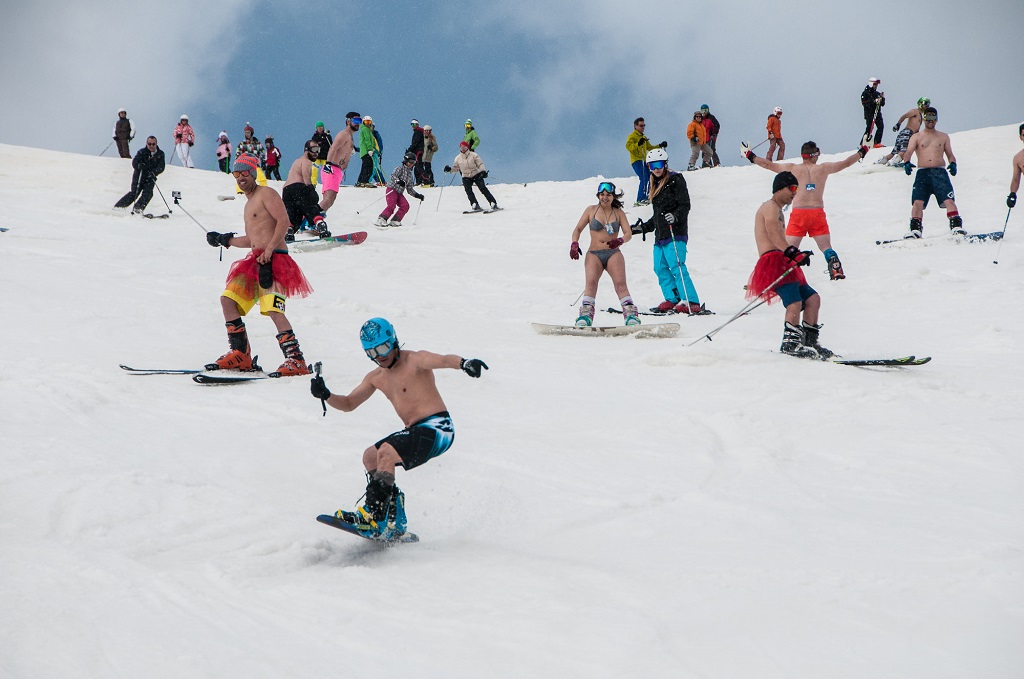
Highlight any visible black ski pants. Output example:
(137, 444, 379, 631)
(356, 154, 374, 184)
(463, 174, 495, 207)
(282, 183, 322, 228)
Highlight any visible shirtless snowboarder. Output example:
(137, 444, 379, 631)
(877, 97, 930, 167)
(901, 106, 965, 238)
(1007, 123, 1024, 212)
(310, 318, 488, 539)
(746, 171, 832, 359)
(203, 153, 314, 376)
(319, 113, 359, 212)
(282, 140, 330, 241)
(741, 138, 869, 280)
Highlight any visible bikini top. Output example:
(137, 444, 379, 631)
(590, 211, 620, 235)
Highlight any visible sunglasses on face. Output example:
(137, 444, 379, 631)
(636, 123, 646, 127)
(146, 142, 156, 147)
(365, 342, 394, 360)
(232, 170, 253, 178)
(648, 160, 667, 170)
(788, 185, 798, 192)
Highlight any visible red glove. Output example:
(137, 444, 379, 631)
(569, 241, 580, 260)
(607, 238, 624, 249)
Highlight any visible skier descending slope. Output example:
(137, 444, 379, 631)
(310, 318, 488, 540)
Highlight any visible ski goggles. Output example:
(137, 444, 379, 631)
(648, 160, 667, 170)
(923, 113, 937, 122)
(351, 117, 362, 125)
(365, 342, 396, 360)
(231, 170, 254, 178)
(597, 182, 616, 194)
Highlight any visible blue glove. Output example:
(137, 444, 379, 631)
(904, 162, 915, 176)
(947, 162, 957, 176)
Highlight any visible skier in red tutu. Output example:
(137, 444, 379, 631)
(747, 171, 832, 359)
(204, 153, 314, 376)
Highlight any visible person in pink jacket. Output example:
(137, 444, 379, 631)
(215, 131, 231, 173)
(173, 115, 196, 168)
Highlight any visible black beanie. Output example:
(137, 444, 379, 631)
(773, 171, 798, 193)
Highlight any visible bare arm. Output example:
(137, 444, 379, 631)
(571, 206, 594, 241)
(325, 374, 377, 412)
(1011, 154, 1023, 193)
(415, 351, 463, 371)
(752, 155, 790, 173)
(944, 137, 956, 165)
(615, 208, 632, 243)
(823, 152, 862, 173)
(902, 135, 919, 163)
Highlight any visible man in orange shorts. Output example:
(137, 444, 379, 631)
(742, 138, 868, 280)
(203, 154, 315, 377)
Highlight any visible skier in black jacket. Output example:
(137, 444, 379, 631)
(861, 77, 886, 147)
(114, 136, 166, 213)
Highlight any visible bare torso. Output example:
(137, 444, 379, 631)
(571, 204, 631, 251)
(242, 185, 291, 253)
(1011, 148, 1024, 193)
(366, 350, 451, 425)
(284, 156, 314, 187)
(906, 128, 953, 168)
(326, 131, 353, 170)
(754, 198, 790, 255)
(901, 108, 923, 133)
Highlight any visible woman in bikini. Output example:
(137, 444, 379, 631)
(568, 182, 639, 326)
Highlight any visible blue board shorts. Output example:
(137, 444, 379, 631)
(775, 282, 817, 307)
(375, 411, 454, 470)
(912, 167, 955, 208)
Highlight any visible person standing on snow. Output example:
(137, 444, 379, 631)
(407, 119, 426, 184)
(264, 136, 283, 181)
(202, 153, 315, 378)
(113, 108, 135, 159)
(861, 77, 886, 148)
(309, 317, 487, 540)
(172, 115, 196, 168)
(568, 182, 639, 327)
(1008, 123, 1024, 212)
(686, 111, 712, 171)
(700, 104, 721, 167)
(741, 138, 869, 280)
(877, 97, 929, 167)
(234, 124, 267, 190)
(282, 140, 331, 240)
(114, 136, 165, 213)
(319, 113, 358, 212)
(633, 147, 706, 315)
(625, 117, 666, 206)
(444, 141, 499, 212)
(375, 152, 425, 228)
(766, 107, 785, 161)
(901, 107, 965, 239)
(746, 171, 832, 359)
(421, 125, 439, 187)
(463, 119, 481, 151)
(355, 116, 377, 187)
(311, 121, 332, 184)
(371, 122, 386, 185)
(215, 131, 232, 173)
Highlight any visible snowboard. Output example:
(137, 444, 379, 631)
(316, 514, 419, 544)
(531, 322, 680, 338)
(289, 231, 368, 253)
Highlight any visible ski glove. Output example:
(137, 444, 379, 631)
(1008, 192, 1017, 209)
(479, 171, 488, 179)
(659, 141, 668, 148)
(904, 162, 916, 176)
(691, 136, 698, 144)
(443, 165, 452, 173)
(740, 142, 755, 162)
(570, 241, 581, 260)
(258, 260, 274, 289)
(207, 231, 234, 247)
(607, 238, 624, 249)
(310, 376, 331, 400)
(784, 245, 813, 266)
(460, 358, 488, 378)
(857, 145, 868, 159)
(947, 162, 957, 176)
(664, 212, 676, 224)
(413, 192, 424, 201)
(630, 218, 644, 235)
(892, 124, 900, 132)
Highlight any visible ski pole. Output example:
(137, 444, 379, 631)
(669, 237, 693, 313)
(569, 289, 584, 307)
(355, 193, 386, 214)
(437, 172, 457, 211)
(686, 263, 800, 346)
(99, 140, 114, 156)
(993, 208, 1012, 265)
(750, 137, 771, 152)
(154, 180, 173, 214)
(173, 192, 226, 261)
(412, 197, 423, 225)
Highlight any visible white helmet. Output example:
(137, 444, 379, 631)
(117, 108, 126, 114)
(180, 114, 189, 120)
(773, 106, 783, 115)
(645, 147, 668, 164)
(868, 77, 880, 85)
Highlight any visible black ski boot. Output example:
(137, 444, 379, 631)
(949, 215, 966, 236)
(801, 321, 834, 359)
(904, 218, 923, 239)
(780, 322, 818, 359)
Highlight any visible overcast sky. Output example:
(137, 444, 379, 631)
(2, 0, 1020, 184)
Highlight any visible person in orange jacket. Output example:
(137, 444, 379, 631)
(766, 107, 785, 161)
(686, 111, 712, 170)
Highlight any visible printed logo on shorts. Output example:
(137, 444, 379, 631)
(272, 295, 286, 311)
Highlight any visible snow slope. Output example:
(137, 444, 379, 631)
(1, 128, 1022, 678)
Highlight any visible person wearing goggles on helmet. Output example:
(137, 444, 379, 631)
(375, 152, 425, 228)
(632, 148, 707, 316)
(282, 140, 331, 241)
(901, 107, 966, 239)
(878, 97, 931, 167)
(766, 107, 785, 162)
(309, 318, 488, 540)
(203, 153, 315, 378)
(568, 182, 639, 326)
(861, 77, 886, 148)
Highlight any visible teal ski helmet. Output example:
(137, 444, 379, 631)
(360, 318, 399, 363)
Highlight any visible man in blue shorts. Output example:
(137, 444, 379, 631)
(901, 107, 966, 238)
(310, 318, 488, 538)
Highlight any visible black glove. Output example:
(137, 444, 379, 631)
(638, 136, 649, 146)
(444, 165, 452, 172)
(783, 245, 813, 266)
(1008, 192, 1017, 209)
(630, 218, 644, 235)
(460, 358, 488, 378)
(947, 162, 957, 176)
(414, 192, 424, 201)
(904, 162, 915, 176)
(659, 141, 668, 148)
(480, 171, 488, 179)
(310, 376, 331, 400)
(206, 231, 234, 247)
(258, 260, 274, 289)
(691, 136, 698, 144)
(892, 124, 900, 132)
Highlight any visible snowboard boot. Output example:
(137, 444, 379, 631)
(207, 319, 253, 370)
(949, 214, 966, 236)
(274, 329, 310, 376)
(575, 301, 596, 327)
(653, 300, 677, 313)
(387, 487, 408, 535)
(904, 218, 923, 239)
(354, 476, 395, 537)
(374, 216, 389, 228)
(826, 253, 846, 280)
(780, 322, 818, 358)
(622, 302, 641, 326)
(801, 321, 834, 359)
(313, 215, 330, 238)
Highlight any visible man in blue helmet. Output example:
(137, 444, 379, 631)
(310, 318, 488, 539)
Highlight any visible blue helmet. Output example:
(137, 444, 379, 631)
(360, 318, 398, 362)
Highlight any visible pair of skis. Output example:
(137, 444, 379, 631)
(463, 207, 503, 215)
(120, 362, 317, 384)
(877, 231, 1005, 245)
